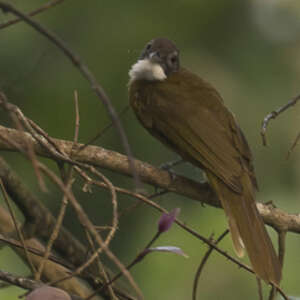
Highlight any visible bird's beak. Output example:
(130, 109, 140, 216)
(149, 51, 161, 63)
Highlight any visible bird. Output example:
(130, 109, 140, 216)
(128, 37, 281, 284)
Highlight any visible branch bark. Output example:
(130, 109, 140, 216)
(0, 125, 299, 234)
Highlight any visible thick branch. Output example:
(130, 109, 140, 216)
(0, 125, 299, 234)
(0, 124, 218, 206)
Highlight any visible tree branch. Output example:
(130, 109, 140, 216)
(0, 0, 65, 30)
(0, 125, 299, 235)
(261, 93, 300, 146)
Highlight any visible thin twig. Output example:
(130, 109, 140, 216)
(86, 231, 161, 300)
(73, 90, 80, 145)
(118, 189, 169, 219)
(35, 177, 72, 281)
(0, 0, 65, 30)
(192, 230, 228, 300)
(273, 284, 289, 300)
(0, 93, 47, 191)
(78, 105, 130, 153)
(268, 231, 286, 300)
(268, 286, 276, 300)
(0, 234, 73, 269)
(85, 231, 117, 300)
(0, 179, 37, 274)
(278, 231, 286, 270)
(261, 94, 300, 146)
(0, 1, 140, 190)
(287, 132, 300, 159)
(256, 278, 263, 300)
(75, 167, 118, 247)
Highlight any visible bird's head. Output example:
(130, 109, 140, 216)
(129, 38, 180, 82)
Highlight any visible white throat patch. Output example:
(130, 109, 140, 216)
(129, 59, 167, 82)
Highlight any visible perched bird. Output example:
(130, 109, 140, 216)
(128, 37, 281, 284)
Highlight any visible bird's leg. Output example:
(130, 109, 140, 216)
(159, 158, 184, 171)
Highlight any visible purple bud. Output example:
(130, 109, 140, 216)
(26, 286, 71, 300)
(158, 208, 180, 233)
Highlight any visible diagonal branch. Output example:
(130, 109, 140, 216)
(0, 125, 299, 235)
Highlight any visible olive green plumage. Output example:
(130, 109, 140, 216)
(129, 40, 281, 284)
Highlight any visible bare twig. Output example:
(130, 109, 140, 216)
(35, 177, 72, 281)
(0, 92, 47, 192)
(118, 189, 169, 219)
(273, 285, 289, 300)
(73, 90, 80, 145)
(85, 232, 117, 300)
(86, 231, 162, 300)
(3, 95, 47, 191)
(256, 278, 263, 300)
(75, 167, 118, 247)
(268, 286, 276, 300)
(78, 105, 130, 153)
(261, 94, 300, 146)
(278, 231, 286, 270)
(287, 132, 300, 159)
(0, 234, 72, 268)
(0, 179, 36, 274)
(192, 230, 229, 300)
(0, 0, 65, 30)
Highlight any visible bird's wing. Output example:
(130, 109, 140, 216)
(149, 72, 256, 193)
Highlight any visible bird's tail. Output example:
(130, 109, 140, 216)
(207, 171, 281, 285)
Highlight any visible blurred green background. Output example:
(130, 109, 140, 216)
(0, 0, 300, 299)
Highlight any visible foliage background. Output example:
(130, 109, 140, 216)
(0, 0, 299, 299)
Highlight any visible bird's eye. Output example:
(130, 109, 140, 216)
(170, 55, 177, 64)
(146, 43, 152, 50)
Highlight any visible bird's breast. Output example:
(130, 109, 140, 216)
(129, 81, 156, 129)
